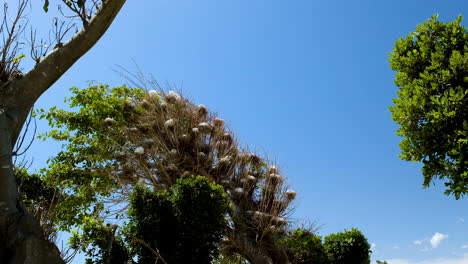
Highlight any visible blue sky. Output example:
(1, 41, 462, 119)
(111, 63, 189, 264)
(18, 0, 468, 263)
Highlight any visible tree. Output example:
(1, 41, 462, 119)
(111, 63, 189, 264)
(323, 228, 371, 264)
(66, 176, 229, 264)
(283, 228, 329, 264)
(127, 176, 229, 264)
(37, 84, 299, 263)
(389, 15, 468, 199)
(0, 0, 125, 263)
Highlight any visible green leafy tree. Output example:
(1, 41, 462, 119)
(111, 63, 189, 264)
(128, 176, 229, 264)
(323, 228, 371, 264)
(284, 228, 329, 264)
(70, 220, 130, 264)
(0, 0, 125, 262)
(389, 15, 468, 199)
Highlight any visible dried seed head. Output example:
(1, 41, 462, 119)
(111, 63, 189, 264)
(134, 147, 145, 155)
(246, 153, 261, 164)
(219, 156, 232, 165)
(198, 122, 211, 132)
(148, 90, 158, 98)
(285, 190, 297, 200)
(170, 149, 178, 155)
(160, 102, 168, 111)
(222, 133, 233, 144)
(268, 166, 278, 174)
(233, 187, 244, 194)
(197, 104, 208, 117)
(129, 127, 139, 132)
(166, 164, 177, 172)
(240, 153, 261, 164)
(140, 99, 150, 109)
(272, 217, 287, 225)
(125, 97, 134, 107)
(192, 127, 199, 133)
(164, 119, 175, 129)
(214, 118, 224, 128)
(254, 211, 265, 218)
(142, 138, 154, 146)
(180, 134, 189, 144)
(268, 173, 283, 184)
(165, 91, 181, 103)
(221, 179, 230, 185)
(102, 117, 115, 126)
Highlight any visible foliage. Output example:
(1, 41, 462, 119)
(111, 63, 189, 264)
(15, 168, 62, 242)
(389, 15, 468, 199)
(323, 228, 371, 264)
(283, 228, 329, 264)
(34, 84, 147, 231)
(69, 219, 130, 264)
(36, 84, 298, 262)
(128, 176, 229, 264)
(212, 254, 249, 264)
(376, 261, 388, 264)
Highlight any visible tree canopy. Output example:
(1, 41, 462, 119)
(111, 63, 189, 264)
(35, 84, 298, 263)
(389, 15, 468, 199)
(30, 83, 372, 263)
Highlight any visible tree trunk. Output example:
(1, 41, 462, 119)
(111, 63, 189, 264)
(0, 1, 126, 262)
(233, 229, 292, 264)
(0, 109, 64, 264)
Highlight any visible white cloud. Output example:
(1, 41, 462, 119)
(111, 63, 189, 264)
(430, 233, 449, 248)
(387, 254, 468, 264)
(457, 218, 464, 223)
(393, 246, 400, 250)
(414, 240, 423, 245)
(371, 243, 376, 249)
(461, 245, 468, 249)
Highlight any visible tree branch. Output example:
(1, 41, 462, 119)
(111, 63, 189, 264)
(12, 0, 126, 108)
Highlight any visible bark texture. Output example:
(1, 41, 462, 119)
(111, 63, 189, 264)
(0, 1, 126, 263)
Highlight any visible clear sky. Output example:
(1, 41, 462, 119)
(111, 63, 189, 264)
(19, 0, 468, 263)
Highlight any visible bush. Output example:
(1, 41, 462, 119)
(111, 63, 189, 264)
(128, 176, 230, 264)
(323, 228, 371, 264)
(285, 228, 329, 264)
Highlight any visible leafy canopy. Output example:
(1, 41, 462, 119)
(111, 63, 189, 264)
(128, 176, 229, 264)
(389, 15, 468, 199)
(323, 228, 371, 264)
(34, 84, 297, 262)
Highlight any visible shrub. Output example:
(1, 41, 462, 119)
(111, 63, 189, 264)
(323, 228, 371, 264)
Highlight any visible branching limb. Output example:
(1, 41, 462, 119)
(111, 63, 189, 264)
(12, 0, 126, 108)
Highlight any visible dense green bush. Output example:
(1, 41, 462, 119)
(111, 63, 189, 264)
(128, 176, 230, 264)
(284, 228, 329, 264)
(323, 228, 371, 264)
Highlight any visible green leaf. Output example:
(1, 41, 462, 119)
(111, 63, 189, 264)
(43, 0, 49, 12)
(13, 54, 26, 64)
